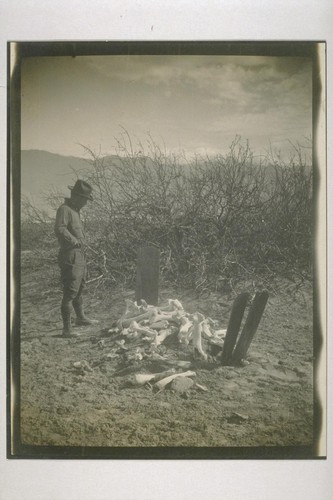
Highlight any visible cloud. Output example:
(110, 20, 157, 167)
(82, 55, 312, 122)
(85, 56, 188, 85)
(21, 54, 312, 158)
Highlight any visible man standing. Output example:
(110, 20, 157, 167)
(55, 179, 99, 337)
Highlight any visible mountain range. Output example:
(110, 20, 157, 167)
(21, 150, 94, 209)
(21, 148, 310, 218)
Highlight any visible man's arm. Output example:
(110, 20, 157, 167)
(55, 205, 80, 248)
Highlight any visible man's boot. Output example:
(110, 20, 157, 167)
(61, 299, 80, 337)
(73, 295, 99, 326)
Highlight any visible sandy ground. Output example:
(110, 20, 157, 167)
(18, 250, 315, 452)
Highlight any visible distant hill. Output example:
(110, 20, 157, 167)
(20, 149, 135, 216)
(21, 150, 93, 211)
(21, 149, 312, 218)
(20, 149, 159, 215)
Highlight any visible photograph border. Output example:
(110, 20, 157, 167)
(8, 40, 327, 460)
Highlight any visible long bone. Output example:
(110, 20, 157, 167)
(139, 299, 158, 311)
(178, 316, 193, 344)
(154, 370, 196, 391)
(124, 299, 141, 318)
(129, 368, 176, 386)
(206, 316, 217, 327)
(158, 299, 184, 312)
(154, 327, 175, 347)
(202, 320, 213, 338)
(129, 320, 157, 337)
(213, 328, 227, 339)
(149, 319, 169, 330)
(117, 308, 156, 328)
(150, 308, 184, 325)
(190, 313, 208, 360)
(126, 347, 144, 361)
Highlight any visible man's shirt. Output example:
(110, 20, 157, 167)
(55, 198, 86, 250)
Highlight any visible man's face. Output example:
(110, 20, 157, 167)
(71, 195, 88, 209)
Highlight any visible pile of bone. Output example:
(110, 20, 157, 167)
(109, 298, 226, 361)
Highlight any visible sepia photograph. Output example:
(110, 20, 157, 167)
(9, 41, 326, 459)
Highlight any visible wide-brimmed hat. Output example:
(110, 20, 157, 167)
(68, 180, 93, 201)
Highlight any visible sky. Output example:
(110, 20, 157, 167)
(21, 54, 312, 160)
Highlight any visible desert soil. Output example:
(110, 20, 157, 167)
(18, 250, 314, 451)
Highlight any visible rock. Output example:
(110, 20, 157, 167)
(73, 360, 93, 373)
(194, 383, 209, 392)
(293, 367, 308, 378)
(171, 377, 194, 393)
(227, 412, 249, 424)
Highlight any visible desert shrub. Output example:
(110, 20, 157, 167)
(79, 134, 312, 293)
(21, 196, 55, 253)
(21, 133, 313, 295)
(261, 144, 313, 284)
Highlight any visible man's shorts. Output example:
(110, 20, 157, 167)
(58, 248, 87, 299)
